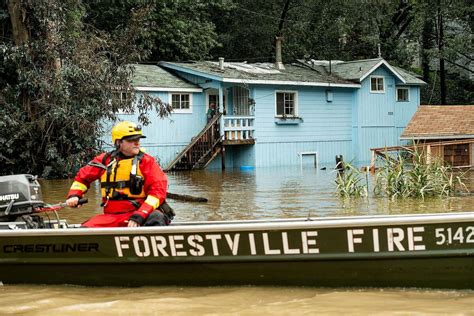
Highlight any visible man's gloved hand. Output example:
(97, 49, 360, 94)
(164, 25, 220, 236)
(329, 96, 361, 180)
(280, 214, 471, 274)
(127, 219, 140, 227)
(66, 196, 80, 208)
(158, 201, 175, 220)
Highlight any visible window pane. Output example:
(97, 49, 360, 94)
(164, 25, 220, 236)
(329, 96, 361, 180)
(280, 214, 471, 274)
(172, 94, 180, 109)
(371, 77, 384, 92)
(371, 78, 377, 91)
(276, 92, 295, 116)
(171, 94, 191, 109)
(276, 93, 284, 115)
(377, 78, 384, 91)
(397, 88, 408, 101)
(181, 94, 190, 109)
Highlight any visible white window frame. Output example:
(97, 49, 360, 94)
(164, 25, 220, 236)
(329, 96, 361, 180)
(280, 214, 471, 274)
(370, 76, 385, 93)
(396, 87, 410, 102)
(169, 92, 192, 114)
(275, 90, 298, 117)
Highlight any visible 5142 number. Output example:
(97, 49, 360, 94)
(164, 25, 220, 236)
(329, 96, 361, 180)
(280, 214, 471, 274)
(435, 226, 474, 245)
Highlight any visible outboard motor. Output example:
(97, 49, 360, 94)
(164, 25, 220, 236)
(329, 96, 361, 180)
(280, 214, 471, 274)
(0, 174, 45, 228)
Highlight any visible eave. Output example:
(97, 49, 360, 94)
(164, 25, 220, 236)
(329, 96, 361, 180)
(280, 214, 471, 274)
(400, 134, 474, 140)
(360, 59, 407, 84)
(135, 86, 203, 92)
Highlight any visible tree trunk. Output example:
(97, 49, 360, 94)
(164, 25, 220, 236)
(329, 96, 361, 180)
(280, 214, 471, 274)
(7, 0, 29, 45)
(7, 0, 33, 119)
(277, 0, 291, 36)
(421, 17, 432, 83)
(437, 2, 446, 105)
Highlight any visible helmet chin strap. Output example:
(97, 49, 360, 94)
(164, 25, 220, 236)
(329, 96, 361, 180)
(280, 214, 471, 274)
(111, 141, 121, 157)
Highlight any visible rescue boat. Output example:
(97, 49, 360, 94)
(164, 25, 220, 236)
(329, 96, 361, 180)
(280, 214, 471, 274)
(1, 175, 473, 288)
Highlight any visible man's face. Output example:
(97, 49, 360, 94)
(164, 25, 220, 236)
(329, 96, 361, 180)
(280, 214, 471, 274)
(119, 137, 141, 156)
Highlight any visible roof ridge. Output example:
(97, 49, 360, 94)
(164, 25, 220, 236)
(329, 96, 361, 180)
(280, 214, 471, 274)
(335, 58, 383, 65)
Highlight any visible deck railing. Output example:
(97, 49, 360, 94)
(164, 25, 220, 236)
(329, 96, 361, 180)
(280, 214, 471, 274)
(223, 116, 255, 141)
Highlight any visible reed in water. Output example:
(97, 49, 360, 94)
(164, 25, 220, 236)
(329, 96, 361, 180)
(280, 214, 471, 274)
(335, 148, 468, 199)
(335, 163, 368, 198)
(374, 149, 468, 199)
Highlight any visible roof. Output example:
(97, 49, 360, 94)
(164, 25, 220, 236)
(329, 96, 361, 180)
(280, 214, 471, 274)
(159, 61, 360, 88)
(325, 58, 425, 85)
(326, 58, 381, 81)
(131, 64, 201, 92)
(160, 58, 425, 87)
(401, 105, 474, 140)
(391, 66, 426, 85)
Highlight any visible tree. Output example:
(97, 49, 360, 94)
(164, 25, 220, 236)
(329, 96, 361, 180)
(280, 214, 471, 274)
(411, 0, 473, 104)
(0, 0, 169, 177)
(85, 0, 230, 62)
(212, 0, 416, 66)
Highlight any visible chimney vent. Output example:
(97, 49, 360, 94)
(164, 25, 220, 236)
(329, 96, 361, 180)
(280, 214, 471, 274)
(275, 36, 285, 70)
(219, 57, 225, 70)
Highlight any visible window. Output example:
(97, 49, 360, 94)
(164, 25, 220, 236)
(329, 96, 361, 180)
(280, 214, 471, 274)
(276, 91, 297, 117)
(370, 76, 385, 93)
(112, 91, 130, 104)
(111, 91, 133, 114)
(170, 93, 192, 113)
(396, 87, 409, 102)
(233, 86, 251, 115)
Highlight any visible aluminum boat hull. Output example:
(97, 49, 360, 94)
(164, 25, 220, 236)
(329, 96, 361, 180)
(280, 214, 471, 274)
(1, 212, 473, 288)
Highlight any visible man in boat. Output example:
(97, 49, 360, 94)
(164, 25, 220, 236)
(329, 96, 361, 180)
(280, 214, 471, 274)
(65, 121, 173, 227)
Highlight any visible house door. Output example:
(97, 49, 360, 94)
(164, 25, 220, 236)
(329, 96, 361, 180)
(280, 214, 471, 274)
(444, 144, 470, 166)
(207, 90, 227, 115)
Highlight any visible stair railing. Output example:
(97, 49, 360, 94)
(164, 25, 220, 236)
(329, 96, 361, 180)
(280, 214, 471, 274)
(164, 113, 222, 171)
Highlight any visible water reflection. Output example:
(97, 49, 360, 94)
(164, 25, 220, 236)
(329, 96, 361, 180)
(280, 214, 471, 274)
(39, 167, 474, 225)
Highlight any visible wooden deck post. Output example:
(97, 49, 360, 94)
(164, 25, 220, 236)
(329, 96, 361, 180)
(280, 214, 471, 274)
(221, 144, 226, 170)
(369, 150, 376, 173)
(426, 145, 432, 164)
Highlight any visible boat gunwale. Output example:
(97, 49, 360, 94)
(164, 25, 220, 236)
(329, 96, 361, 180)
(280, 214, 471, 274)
(0, 211, 473, 237)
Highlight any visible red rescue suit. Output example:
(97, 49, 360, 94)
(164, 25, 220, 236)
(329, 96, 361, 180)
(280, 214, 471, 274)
(67, 151, 167, 227)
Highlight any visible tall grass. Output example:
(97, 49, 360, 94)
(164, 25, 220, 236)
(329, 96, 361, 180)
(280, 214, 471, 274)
(374, 148, 468, 199)
(335, 148, 468, 199)
(335, 163, 368, 198)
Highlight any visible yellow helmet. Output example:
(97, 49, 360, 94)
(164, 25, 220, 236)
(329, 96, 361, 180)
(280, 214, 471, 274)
(111, 121, 146, 143)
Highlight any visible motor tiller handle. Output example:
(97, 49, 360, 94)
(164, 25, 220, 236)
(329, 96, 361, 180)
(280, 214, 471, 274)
(36, 198, 89, 213)
(61, 198, 89, 207)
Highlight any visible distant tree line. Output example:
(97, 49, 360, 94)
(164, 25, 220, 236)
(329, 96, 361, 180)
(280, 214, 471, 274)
(0, 0, 472, 177)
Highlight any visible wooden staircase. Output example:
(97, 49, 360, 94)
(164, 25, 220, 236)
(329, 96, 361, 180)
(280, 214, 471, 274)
(164, 113, 222, 171)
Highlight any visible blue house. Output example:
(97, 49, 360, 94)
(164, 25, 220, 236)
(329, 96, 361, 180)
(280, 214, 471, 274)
(117, 58, 425, 170)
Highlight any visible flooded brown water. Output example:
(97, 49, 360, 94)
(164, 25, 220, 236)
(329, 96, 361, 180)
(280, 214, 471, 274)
(2, 167, 474, 315)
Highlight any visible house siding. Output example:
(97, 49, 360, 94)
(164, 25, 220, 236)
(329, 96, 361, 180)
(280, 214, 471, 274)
(353, 67, 419, 162)
(114, 91, 207, 167)
(251, 85, 353, 166)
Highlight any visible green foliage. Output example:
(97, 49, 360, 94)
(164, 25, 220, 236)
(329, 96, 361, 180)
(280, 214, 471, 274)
(335, 163, 368, 199)
(411, 0, 473, 104)
(85, 0, 230, 61)
(0, 0, 169, 178)
(374, 149, 468, 199)
(212, 0, 416, 66)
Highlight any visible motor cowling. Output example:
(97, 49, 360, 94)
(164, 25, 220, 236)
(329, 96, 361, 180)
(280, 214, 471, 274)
(0, 174, 44, 221)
